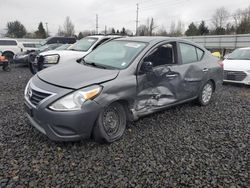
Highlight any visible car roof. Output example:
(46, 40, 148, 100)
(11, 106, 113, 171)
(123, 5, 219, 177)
(237, 47, 250, 50)
(115, 36, 206, 50)
(85, 35, 122, 39)
(0, 38, 18, 41)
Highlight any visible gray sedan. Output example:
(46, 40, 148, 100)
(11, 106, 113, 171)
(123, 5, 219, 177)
(24, 37, 223, 143)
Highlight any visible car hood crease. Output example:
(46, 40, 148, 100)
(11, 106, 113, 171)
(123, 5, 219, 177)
(37, 62, 119, 89)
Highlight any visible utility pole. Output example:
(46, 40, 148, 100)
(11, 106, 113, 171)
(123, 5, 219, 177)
(105, 25, 107, 35)
(96, 14, 99, 34)
(136, 3, 139, 36)
(45, 22, 49, 37)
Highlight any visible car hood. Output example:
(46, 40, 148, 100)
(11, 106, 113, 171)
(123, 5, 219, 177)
(37, 62, 119, 89)
(223, 59, 250, 71)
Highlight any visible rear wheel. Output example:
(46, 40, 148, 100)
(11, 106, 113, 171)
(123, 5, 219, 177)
(3, 52, 14, 61)
(198, 81, 214, 106)
(93, 102, 126, 143)
(2, 63, 11, 72)
(28, 54, 38, 75)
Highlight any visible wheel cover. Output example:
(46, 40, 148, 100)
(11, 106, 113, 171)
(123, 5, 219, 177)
(202, 84, 213, 104)
(103, 107, 120, 136)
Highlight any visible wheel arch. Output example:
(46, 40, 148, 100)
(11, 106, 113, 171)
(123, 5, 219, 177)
(208, 79, 216, 92)
(2, 51, 15, 58)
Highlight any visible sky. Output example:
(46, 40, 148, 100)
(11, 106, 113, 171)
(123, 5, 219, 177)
(0, 0, 250, 36)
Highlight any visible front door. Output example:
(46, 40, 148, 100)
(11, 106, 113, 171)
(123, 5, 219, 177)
(135, 42, 183, 116)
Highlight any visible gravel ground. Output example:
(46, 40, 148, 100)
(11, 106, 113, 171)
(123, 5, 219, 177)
(0, 67, 249, 188)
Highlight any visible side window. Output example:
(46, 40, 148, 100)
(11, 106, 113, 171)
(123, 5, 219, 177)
(144, 43, 176, 67)
(196, 48, 204, 61)
(0, 40, 17, 46)
(179, 43, 197, 64)
(92, 38, 110, 50)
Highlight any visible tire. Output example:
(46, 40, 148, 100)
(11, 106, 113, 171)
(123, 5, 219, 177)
(93, 102, 127, 143)
(198, 81, 214, 106)
(3, 52, 14, 61)
(28, 55, 38, 75)
(2, 62, 11, 72)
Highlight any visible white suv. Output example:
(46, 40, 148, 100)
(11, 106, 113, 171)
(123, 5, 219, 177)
(31, 35, 122, 74)
(0, 38, 24, 59)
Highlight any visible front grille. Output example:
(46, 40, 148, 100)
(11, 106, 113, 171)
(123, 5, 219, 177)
(27, 87, 51, 106)
(224, 70, 247, 81)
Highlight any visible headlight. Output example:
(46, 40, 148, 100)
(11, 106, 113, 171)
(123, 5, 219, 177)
(44, 54, 59, 64)
(49, 85, 102, 111)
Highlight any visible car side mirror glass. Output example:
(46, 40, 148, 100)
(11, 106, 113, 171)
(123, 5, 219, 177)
(0, 51, 2, 56)
(141, 61, 153, 73)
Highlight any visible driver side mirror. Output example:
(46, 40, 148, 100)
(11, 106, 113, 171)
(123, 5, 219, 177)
(140, 61, 153, 73)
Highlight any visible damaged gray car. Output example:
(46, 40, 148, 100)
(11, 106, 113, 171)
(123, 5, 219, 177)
(24, 37, 223, 143)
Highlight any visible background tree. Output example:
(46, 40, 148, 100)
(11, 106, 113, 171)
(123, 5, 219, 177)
(235, 6, 250, 34)
(63, 16, 75, 36)
(111, 28, 116, 34)
(35, 22, 46, 38)
(137, 25, 148, 36)
(169, 21, 183, 37)
(185, 22, 199, 36)
(57, 26, 64, 36)
(148, 18, 157, 36)
(78, 32, 84, 39)
(156, 26, 168, 36)
(120, 27, 127, 36)
(212, 7, 230, 28)
(198, 21, 209, 35)
(6, 20, 26, 38)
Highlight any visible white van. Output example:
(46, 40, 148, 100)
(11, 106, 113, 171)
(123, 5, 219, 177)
(0, 38, 24, 59)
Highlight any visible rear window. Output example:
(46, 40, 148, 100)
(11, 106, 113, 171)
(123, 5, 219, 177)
(180, 43, 204, 64)
(0, 40, 17, 46)
(23, 43, 36, 48)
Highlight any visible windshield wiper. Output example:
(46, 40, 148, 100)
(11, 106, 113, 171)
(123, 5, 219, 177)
(83, 61, 107, 69)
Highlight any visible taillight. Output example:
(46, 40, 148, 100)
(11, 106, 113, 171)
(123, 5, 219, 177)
(218, 60, 224, 68)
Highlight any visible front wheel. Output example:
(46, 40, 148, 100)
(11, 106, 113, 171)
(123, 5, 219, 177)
(198, 81, 214, 106)
(93, 102, 127, 143)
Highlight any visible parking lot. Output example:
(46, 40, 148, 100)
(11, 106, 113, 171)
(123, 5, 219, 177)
(0, 67, 249, 187)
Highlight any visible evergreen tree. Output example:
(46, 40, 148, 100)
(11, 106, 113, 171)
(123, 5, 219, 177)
(6, 20, 26, 38)
(35, 22, 46, 38)
(78, 32, 84, 39)
(185, 22, 198, 36)
(198, 21, 209, 35)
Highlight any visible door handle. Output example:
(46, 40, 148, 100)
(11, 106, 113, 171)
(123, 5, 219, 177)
(166, 74, 178, 78)
(203, 68, 209, 72)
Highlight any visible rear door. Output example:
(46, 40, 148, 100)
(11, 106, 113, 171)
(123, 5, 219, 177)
(177, 42, 208, 98)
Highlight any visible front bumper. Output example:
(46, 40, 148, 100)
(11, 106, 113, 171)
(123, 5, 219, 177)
(24, 76, 102, 141)
(223, 70, 250, 85)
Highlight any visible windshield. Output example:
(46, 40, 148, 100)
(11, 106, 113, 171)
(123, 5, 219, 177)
(84, 40, 147, 69)
(55, 44, 71, 50)
(40, 39, 48, 46)
(228, 48, 250, 60)
(38, 44, 50, 51)
(68, 37, 97, 51)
